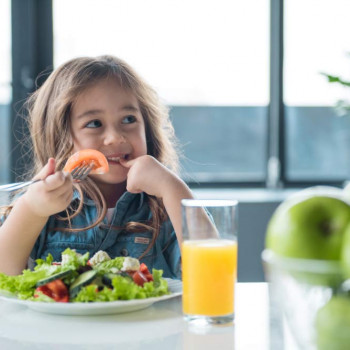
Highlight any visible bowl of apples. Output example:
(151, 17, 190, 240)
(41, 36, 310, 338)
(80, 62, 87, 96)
(263, 187, 350, 350)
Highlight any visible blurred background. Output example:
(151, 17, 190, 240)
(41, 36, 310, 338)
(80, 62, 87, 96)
(1, 0, 350, 281)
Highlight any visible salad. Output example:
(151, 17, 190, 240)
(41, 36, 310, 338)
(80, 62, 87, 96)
(0, 249, 169, 303)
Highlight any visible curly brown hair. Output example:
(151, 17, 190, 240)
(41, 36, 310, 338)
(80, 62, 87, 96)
(4, 55, 180, 258)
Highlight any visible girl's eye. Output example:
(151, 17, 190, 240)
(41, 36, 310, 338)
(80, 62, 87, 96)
(85, 120, 102, 128)
(122, 115, 136, 124)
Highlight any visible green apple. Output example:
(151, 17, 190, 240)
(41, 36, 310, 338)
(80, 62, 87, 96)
(266, 195, 350, 260)
(315, 295, 350, 350)
(340, 223, 350, 278)
(266, 195, 350, 285)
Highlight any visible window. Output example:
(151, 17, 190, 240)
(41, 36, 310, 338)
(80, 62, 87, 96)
(0, 0, 11, 184)
(284, 0, 350, 181)
(53, 0, 269, 183)
(7, 0, 348, 188)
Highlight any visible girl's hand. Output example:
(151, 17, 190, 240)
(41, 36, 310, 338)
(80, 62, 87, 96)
(22, 158, 73, 218)
(121, 155, 193, 246)
(120, 155, 180, 199)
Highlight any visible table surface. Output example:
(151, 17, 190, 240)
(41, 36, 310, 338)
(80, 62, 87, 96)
(0, 282, 288, 350)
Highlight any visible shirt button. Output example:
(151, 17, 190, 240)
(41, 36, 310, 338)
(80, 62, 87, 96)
(121, 248, 129, 257)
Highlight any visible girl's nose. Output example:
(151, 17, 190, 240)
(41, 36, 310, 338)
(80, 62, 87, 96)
(103, 128, 126, 145)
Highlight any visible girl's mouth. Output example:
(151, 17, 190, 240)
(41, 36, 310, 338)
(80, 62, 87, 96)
(106, 154, 129, 163)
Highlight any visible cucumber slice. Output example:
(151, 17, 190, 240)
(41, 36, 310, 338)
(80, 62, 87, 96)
(36, 270, 74, 287)
(69, 270, 97, 298)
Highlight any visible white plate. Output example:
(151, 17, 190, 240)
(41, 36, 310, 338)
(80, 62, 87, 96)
(0, 278, 182, 316)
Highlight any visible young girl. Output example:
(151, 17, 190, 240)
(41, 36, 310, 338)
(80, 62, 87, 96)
(0, 55, 193, 278)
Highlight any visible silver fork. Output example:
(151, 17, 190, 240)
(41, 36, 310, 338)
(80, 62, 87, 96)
(0, 164, 94, 192)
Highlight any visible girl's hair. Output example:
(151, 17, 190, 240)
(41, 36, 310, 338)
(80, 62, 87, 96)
(5, 55, 180, 258)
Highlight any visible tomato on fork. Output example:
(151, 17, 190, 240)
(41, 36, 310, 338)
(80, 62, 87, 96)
(64, 149, 109, 175)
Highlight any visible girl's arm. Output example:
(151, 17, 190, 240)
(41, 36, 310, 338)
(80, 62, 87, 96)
(0, 159, 73, 275)
(160, 176, 193, 246)
(0, 197, 50, 275)
(120, 156, 193, 245)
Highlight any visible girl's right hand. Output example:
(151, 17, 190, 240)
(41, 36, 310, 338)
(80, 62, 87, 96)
(22, 158, 73, 218)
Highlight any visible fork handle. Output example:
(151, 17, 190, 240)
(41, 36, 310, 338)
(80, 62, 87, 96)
(0, 179, 42, 192)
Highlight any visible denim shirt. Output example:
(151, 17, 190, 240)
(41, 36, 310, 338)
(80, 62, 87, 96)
(21, 191, 181, 279)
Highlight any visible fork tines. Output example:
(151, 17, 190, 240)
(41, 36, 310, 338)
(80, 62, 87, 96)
(71, 163, 94, 181)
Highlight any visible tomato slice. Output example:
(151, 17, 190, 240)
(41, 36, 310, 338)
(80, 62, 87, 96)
(63, 149, 109, 175)
(34, 279, 69, 303)
(139, 263, 150, 275)
(139, 263, 153, 282)
(132, 271, 148, 287)
(144, 273, 153, 282)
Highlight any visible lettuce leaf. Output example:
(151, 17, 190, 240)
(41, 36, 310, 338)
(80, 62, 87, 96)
(35, 253, 54, 268)
(60, 248, 89, 270)
(0, 273, 18, 294)
(0, 251, 83, 300)
(111, 275, 146, 300)
(93, 257, 125, 275)
(0, 261, 62, 300)
(142, 269, 169, 297)
(71, 285, 111, 302)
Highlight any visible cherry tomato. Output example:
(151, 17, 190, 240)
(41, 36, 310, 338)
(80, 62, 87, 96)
(34, 279, 69, 302)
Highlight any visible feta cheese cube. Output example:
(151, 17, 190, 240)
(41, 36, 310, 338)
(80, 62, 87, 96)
(121, 257, 140, 272)
(89, 250, 111, 266)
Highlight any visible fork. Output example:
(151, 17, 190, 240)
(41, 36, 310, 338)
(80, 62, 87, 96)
(0, 164, 94, 192)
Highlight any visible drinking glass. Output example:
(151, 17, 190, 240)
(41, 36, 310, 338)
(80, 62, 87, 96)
(181, 199, 238, 325)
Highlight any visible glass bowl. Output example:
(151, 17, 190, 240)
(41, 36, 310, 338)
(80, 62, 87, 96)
(262, 249, 349, 350)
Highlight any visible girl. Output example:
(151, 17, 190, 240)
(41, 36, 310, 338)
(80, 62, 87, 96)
(0, 55, 193, 278)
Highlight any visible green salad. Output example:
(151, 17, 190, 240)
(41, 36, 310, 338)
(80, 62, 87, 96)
(0, 249, 169, 303)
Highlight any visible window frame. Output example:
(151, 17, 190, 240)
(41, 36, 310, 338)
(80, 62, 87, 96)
(10, 0, 346, 188)
(11, 0, 53, 182)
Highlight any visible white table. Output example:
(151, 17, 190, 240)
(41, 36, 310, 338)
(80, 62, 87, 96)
(0, 283, 275, 349)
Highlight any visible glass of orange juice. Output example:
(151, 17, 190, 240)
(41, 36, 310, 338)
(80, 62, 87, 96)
(181, 199, 238, 325)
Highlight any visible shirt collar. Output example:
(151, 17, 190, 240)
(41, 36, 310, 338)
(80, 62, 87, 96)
(72, 189, 146, 209)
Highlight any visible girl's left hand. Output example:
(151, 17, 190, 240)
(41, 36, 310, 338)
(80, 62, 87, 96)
(120, 155, 180, 199)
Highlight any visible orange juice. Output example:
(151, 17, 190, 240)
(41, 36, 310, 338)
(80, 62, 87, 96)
(182, 239, 238, 316)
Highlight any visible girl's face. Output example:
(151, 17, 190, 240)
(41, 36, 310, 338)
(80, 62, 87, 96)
(70, 78, 147, 188)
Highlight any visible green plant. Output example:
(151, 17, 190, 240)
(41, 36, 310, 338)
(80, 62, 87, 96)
(322, 56, 350, 116)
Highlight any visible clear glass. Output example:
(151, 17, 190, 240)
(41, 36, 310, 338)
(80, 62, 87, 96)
(262, 249, 345, 349)
(181, 199, 238, 325)
(0, 0, 11, 185)
(284, 0, 350, 181)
